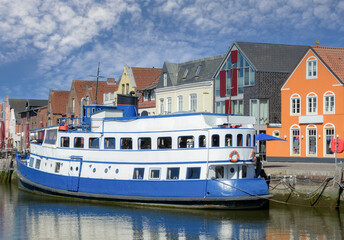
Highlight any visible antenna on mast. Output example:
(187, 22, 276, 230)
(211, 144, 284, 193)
(89, 62, 105, 104)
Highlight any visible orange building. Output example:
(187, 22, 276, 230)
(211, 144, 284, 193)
(267, 46, 344, 162)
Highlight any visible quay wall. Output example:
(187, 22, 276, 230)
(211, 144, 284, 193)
(0, 151, 17, 183)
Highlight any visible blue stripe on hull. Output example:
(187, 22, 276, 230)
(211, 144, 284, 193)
(17, 156, 269, 199)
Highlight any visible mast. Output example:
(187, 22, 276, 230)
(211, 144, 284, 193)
(89, 62, 104, 104)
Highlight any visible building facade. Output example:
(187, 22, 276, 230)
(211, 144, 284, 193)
(267, 46, 344, 162)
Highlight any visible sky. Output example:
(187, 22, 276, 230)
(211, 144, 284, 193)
(0, 0, 344, 102)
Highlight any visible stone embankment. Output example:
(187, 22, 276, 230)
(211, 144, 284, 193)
(0, 151, 17, 183)
(263, 161, 344, 208)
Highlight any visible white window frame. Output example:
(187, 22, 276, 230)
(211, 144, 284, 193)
(306, 93, 317, 115)
(159, 98, 164, 114)
(72, 98, 75, 113)
(167, 97, 172, 113)
(151, 90, 156, 100)
(177, 95, 183, 112)
(323, 91, 335, 115)
(189, 94, 197, 112)
(249, 99, 268, 123)
(306, 125, 317, 157)
(306, 57, 317, 79)
(163, 73, 167, 87)
(323, 123, 335, 157)
(290, 94, 301, 116)
(143, 91, 149, 101)
(290, 124, 301, 156)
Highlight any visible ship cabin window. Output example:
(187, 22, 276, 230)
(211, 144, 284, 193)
(150, 169, 160, 179)
(121, 138, 132, 149)
(104, 138, 116, 149)
(215, 166, 224, 179)
(237, 134, 243, 146)
(246, 134, 251, 147)
(89, 138, 99, 149)
(225, 134, 232, 147)
(55, 162, 61, 173)
(212, 135, 220, 147)
(178, 136, 194, 148)
(133, 168, 144, 179)
(35, 159, 41, 169)
(186, 167, 201, 179)
(29, 157, 34, 167)
(199, 135, 206, 148)
(167, 167, 180, 180)
(44, 129, 57, 145)
(139, 137, 151, 149)
(158, 137, 172, 149)
(242, 165, 247, 178)
(74, 137, 84, 148)
(61, 137, 70, 147)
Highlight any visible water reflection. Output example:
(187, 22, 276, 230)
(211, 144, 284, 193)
(0, 184, 343, 239)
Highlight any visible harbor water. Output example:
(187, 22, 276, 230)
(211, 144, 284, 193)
(0, 183, 343, 240)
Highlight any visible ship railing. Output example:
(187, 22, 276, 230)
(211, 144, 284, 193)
(58, 117, 91, 132)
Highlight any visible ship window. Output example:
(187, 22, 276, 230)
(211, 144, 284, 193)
(225, 134, 232, 146)
(61, 137, 69, 147)
(121, 138, 132, 149)
(89, 138, 99, 149)
(150, 169, 160, 179)
(178, 136, 194, 148)
(55, 162, 61, 173)
(139, 137, 151, 149)
(158, 137, 172, 149)
(133, 168, 144, 179)
(74, 137, 84, 148)
(186, 167, 201, 179)
(104, 138, 116, 149)
(212, 135, 220, 147)
(44, 129, 57, 145)
(35, 159, 41, 169)
(242, 165, 247, 178)
(167, 168, 180, 180)
(215, 166, 224, 178)
(237, 134, 243, 146)
(246, 134, 251, 146)
(199, 135, 206, 147)
(29, 157, 34, 167)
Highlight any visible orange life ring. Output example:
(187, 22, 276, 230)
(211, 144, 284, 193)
(250, 150, 256, 162)
(331, 138, 344, 153)
(229, 150, 239, 162)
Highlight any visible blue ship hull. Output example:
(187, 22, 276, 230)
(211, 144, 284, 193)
(16, 154, 271, 209)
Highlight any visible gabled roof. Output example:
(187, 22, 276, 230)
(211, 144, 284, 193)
(311, 46, 344, 83)
(27, 99, 48, 108)
(50, 90, 69, 114)
(234, 42, 309, 73)
(8, 99, 27, 113)
(131, 67, 162, 91)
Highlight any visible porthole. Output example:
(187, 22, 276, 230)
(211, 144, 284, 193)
(70, 166, 73, 171)
(115, 169, 119, 174)
(230, 167, 235, 173)
(76, 167, 79, 171)
(105, 168, 108, 173)
(93, 168, 96, 173)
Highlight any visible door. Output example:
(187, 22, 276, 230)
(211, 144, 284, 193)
(67, 156, 83, 192)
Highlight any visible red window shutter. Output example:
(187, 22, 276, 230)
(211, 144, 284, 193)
(219, 70, 227, 97)
(225, 99, 230, 115)
(231, 68, 237, 96)
(231, 50, 238, 63)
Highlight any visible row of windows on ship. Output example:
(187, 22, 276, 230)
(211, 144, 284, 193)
(29, 156, 249, 180)
(54, 133, 255, 150)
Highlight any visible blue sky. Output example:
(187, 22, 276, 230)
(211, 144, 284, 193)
(0, 0, 344, 102)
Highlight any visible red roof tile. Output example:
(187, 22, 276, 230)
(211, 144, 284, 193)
(312, 46, 344, 82)
(138, 100, 156, 108)
(131, 67, 162, 91)
(51, 90, 69, 114)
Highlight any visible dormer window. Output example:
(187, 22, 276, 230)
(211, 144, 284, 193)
(183, 68, 189, 79)
(306, 57, 317, 79)
(195, 65, 202, 77)
(163, 73, 167, 87)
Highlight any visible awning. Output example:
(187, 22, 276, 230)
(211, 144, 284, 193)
(256, 133, 286, 141)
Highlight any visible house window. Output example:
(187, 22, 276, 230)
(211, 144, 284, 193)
(250, 99, 269, 123)
(167, 97, 172, 113)
(232, 100, 244, 115)
(72, 98, 75, 113)
(307, 93, 317, 115)
(324, 126, 334, 156)
(324, 92, 335, 114)
(307, 57, 317, 78)
(291, 127, 300, 156)
(143, 92, 149, 101)
(133, 168, 144, 179)
(126, 83, 129, 94)
(290, 94, 301, 115)
(122, 84, 125, 94)
(177, 95, 183, 112)
(307, 127, 317, 156)
(167, 168, 179, 180)
(151, 90, 156, 100)
(159, 98, 164, 114)
(163, 73, 167, 87)
(195, 65, 202, 76)
(190, 94, 197, 112)
(183, 68, 189, 79)
(272, 131, 280, 138)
